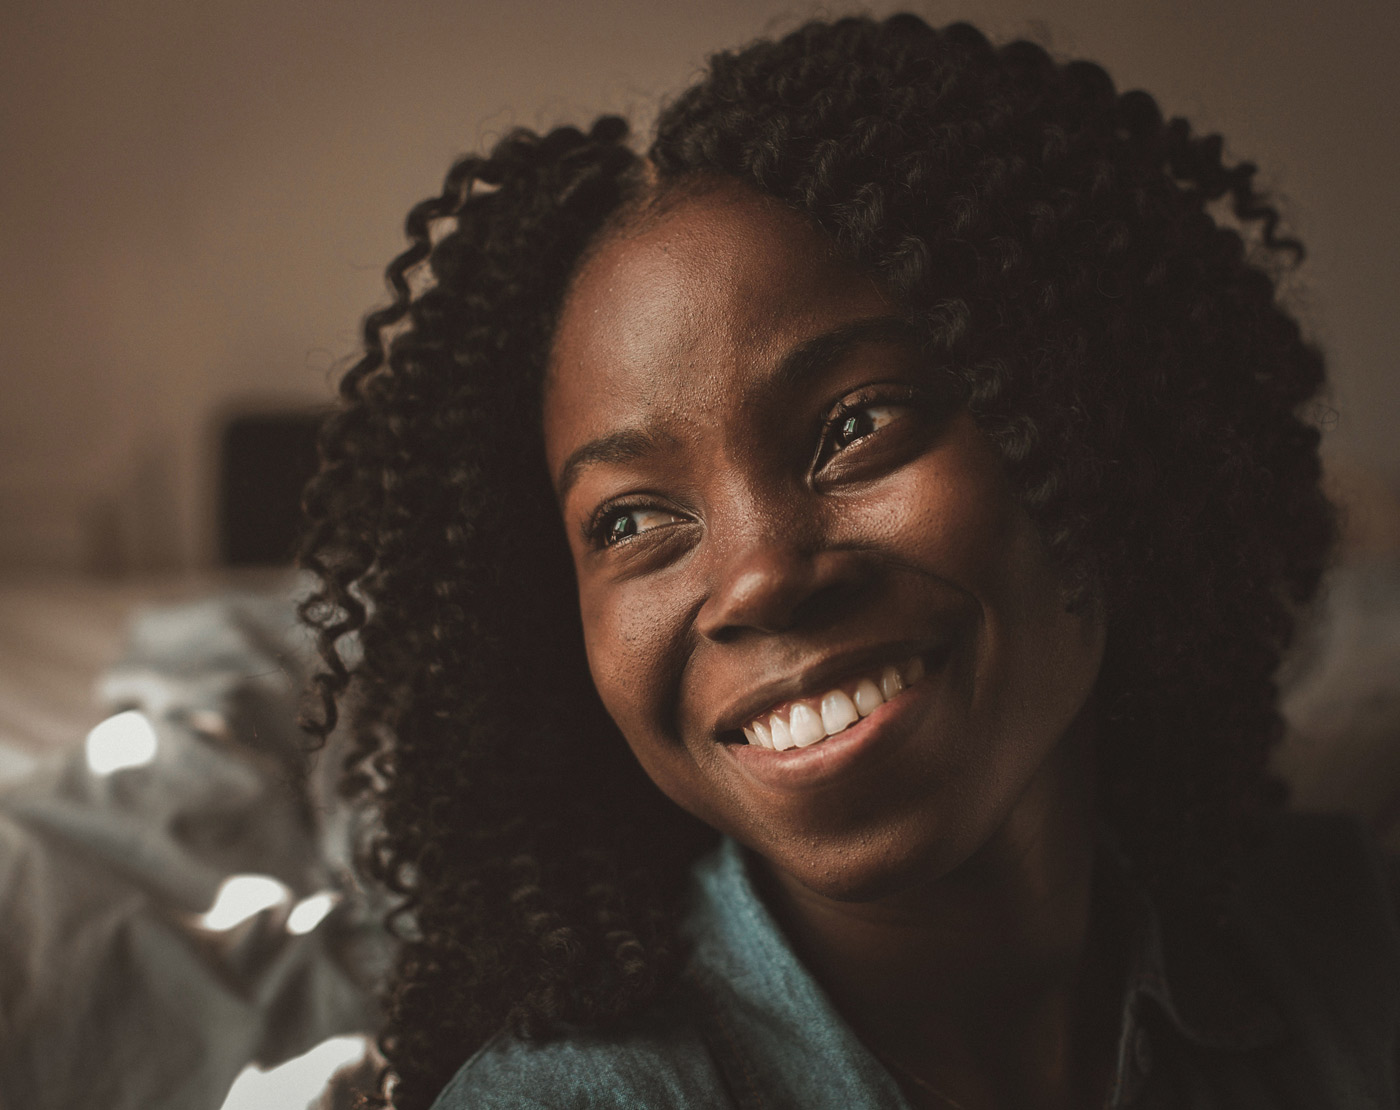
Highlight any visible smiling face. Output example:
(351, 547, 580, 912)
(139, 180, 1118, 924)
(544, 179, 1105, 902)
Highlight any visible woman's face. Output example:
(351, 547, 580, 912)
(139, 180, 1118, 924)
(544, 180, 1105, 902)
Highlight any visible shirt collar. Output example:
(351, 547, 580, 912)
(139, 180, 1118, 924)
(687, 835, 1287, 1108)
(1105, 837, 1286, 1053)
(1101, 834, 1287, 1107)
(683, 837, 911, 1107)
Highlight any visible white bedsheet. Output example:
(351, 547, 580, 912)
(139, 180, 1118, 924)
(0, 574, 386, 1110)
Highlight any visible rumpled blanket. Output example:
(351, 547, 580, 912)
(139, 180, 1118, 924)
(0, 588, 388, 1110)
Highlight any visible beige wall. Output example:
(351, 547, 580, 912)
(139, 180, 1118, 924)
(2, 0, 1396, 572)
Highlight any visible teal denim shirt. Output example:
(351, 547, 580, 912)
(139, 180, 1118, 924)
(432, 814, 1399, 1108)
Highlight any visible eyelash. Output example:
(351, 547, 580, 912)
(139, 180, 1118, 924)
(816, 384, 925, 464)
(586, 498, 681, 549)
(586, 383, 939, 550)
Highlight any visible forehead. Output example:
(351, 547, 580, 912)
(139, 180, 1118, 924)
(543, 181, 892, 473)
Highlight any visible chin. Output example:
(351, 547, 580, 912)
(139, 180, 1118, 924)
(748, 816, 980, 904)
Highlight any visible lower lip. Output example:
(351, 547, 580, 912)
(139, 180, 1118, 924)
(722, 677, 932, 792)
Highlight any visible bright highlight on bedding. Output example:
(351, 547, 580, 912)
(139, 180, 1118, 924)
(84, 710, 157, 774)
(217, 1034, 370, 1110)
(200, 874, 290, 930)
(286, 892, 338, 935)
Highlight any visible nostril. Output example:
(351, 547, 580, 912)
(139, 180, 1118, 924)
(698, 555, 819, 640)
(789, 576, 864, 630)
(696, 546, 873, 641)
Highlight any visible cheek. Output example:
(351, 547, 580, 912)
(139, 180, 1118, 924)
(578, 579, 679, 742)
(579, 577, 736, 828)
(865, 434, 1104, 770)
(974, 499, 1105, 702)
(849, 427, 1025, 588)
(995, 564, 1106, 748)
(956, 511, 1106, 803)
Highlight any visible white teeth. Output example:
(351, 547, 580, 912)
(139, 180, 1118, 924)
(769, 714, 796, 751)
(751, 718, 774, 749)
(789, 702, 825, 747)
(741, 654, 932, 747)
(852, 678, 884, 717)
(820, 690, 859, 735)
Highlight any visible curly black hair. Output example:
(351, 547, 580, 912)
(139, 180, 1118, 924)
(299, 14, 1335, 1108)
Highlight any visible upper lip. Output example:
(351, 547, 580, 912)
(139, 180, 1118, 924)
(710, 638, 946, 739)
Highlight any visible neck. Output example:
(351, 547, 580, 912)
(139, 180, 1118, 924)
(754, 730, 1120, 1109)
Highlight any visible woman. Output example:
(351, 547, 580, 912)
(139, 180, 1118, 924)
(300, 14, 1398, 1109)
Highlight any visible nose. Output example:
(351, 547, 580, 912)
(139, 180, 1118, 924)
(695, 535, 871, 643)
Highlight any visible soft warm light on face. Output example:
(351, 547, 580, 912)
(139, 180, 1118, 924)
(286, 892, 338, 935)
(199, 874, 290, 930)
(217, 1035, 370, 1110)
(84, 710, 158, 774)
(544, 182, 1106, 902)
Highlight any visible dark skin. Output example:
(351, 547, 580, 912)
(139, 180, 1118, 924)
(544, 178, 1116, 1109)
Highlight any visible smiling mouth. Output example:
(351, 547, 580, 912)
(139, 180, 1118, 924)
(738, 655, 927, 751)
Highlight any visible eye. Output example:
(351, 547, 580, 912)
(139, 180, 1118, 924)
(815, 388, 921, 469)
(592, 504, 687, 547)
(811, 380, 962, 481)
(829, 403, 906, 451)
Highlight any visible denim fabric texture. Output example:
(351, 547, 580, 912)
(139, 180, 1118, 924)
(432, 813, 1399, 1109)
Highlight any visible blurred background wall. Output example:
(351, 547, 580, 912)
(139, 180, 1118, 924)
(2, 0, 1396, 574)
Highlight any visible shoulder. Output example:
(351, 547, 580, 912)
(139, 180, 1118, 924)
(1230, 812, 1400, 1059)
(428, 990, 734, 1110)
(1235, 811, 1399, 953)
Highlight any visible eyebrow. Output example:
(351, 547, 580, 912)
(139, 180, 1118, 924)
(556, 427, 671, 504)
(554, 314, 917, 503)
(772, 315, 918, 390)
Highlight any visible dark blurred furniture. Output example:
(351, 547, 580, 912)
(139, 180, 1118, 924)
(217, 411, 324, 566)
